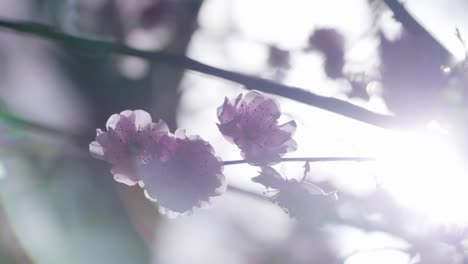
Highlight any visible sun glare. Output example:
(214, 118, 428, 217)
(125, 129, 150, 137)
(375, 123, 468, 225)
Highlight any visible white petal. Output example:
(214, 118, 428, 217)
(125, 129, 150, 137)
(215, 174, 227, 194)
(106, 113, 121, 129)
(113, 173, 138, 186)
(133, 109, 152, 127)
(174, 128, 187, 138)
(149, 120, 169, 134)
(119, 110, 133, 117)
(143, 189, 158, 202)
(89, 141, 105, 160)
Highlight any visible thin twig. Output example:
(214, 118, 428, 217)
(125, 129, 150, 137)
(223, 157, 374, 166)
(0, 19, 397, 129)
(227, 185, 268, 201)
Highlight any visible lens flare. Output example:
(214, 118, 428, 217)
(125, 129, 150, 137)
(376, 124, 468, 225)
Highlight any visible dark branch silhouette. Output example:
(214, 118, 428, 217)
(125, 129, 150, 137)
(0, 19, 397, 129)
(383, 0, 451, 56)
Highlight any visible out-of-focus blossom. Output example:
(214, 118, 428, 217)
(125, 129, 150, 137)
(267, 45, 291, 70)
(89, 110, 169, 186)
(308, 28, 345, 79)
(267, 45, 291, 81)
(139, 129, 226, 217)
(217, 91, 297, 166)
(253, 167, 337, 221)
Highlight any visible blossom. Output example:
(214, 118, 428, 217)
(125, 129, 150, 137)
(139, 129, 226, 217)
(217, 91, 297, 165)
(89, 110, 169, 186)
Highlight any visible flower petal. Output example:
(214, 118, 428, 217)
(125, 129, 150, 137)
(217, 97, 237, 123)
(133, 109, 152, 128)
(217, 91, 297, 166)
(278, 120, 297, 134)
(140, 134, 225, 216)
(111, 165, 140, 186)
(106, 113, 121, 129)
(90, 110, 170, 187)
(113, 172, 139, 186)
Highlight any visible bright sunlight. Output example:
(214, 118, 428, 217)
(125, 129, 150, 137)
(376, 122, 468, 225)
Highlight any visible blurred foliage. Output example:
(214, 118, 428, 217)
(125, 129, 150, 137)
(2, 0, 468, 263)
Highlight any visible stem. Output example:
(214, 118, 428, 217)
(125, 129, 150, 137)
(0, 19, 397, 128)
(222, 157, 374, 166)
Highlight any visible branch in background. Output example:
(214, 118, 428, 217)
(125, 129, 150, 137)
(0, 110, 88, 144)
(0, 19, 397, 129)
(383, 0, 451, 57)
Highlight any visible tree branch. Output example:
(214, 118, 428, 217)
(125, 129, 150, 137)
(383, 0, 451, 56)
(0, 19, 397, 129)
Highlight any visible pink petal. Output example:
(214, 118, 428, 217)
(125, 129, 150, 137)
(217, 97, 238, 123)
(265, 123, 296, 146)
(140, 134, 226, 216)
(283, 137, 297, 152)
(278, 120, 297, 134)
(217, 118, 240, 143)
(114, 114, 137, 138)
(147, 120, 169, 135)
(241, 145, 282, 165)
(251, 98, 281, 121)
(95, 130, 110, 147)
(241, 91, 264, 109)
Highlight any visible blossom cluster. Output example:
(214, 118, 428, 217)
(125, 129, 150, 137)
(90, 91, 297, 216)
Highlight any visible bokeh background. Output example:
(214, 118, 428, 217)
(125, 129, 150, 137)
(1, 0, 468, 263)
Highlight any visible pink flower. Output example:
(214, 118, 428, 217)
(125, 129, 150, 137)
(139, 130, 226, 217)
(89, 110, 169, 186)
(217, 91, 297, 165)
